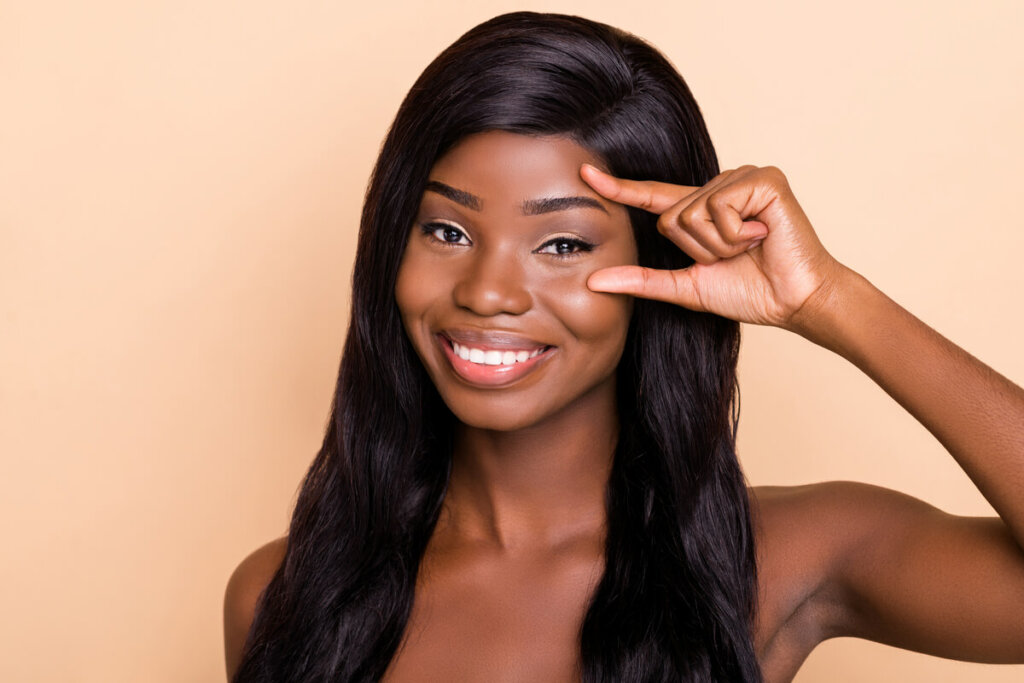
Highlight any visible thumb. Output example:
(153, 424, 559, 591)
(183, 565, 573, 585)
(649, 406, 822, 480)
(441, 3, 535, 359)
(587, 266, 703, 311)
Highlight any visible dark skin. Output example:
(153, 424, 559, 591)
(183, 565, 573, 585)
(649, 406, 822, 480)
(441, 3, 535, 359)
(223, 131, 1024, 681)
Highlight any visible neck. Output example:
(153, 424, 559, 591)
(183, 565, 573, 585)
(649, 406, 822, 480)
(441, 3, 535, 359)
(440, 381, 618, 554)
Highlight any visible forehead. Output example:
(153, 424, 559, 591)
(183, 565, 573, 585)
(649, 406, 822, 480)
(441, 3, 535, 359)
(427, 131, 610, 205)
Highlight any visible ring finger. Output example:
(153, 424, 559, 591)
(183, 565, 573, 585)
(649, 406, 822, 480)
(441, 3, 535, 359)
(658, 211, 719, 265)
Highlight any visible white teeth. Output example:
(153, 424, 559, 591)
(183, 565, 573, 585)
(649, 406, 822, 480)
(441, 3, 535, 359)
(450, 340, 546, 366)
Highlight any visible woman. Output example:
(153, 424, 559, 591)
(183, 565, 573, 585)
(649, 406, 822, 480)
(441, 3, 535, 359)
(224, 11, 1024, 682)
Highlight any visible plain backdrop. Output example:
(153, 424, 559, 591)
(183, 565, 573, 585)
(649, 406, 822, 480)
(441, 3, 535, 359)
(2, 1, 1022, 681)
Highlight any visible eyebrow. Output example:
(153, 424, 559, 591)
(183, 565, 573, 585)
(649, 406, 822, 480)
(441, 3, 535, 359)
(425, 180, 608, 215)
(425, 180, 482, 211)
(522, 195, 608, 216)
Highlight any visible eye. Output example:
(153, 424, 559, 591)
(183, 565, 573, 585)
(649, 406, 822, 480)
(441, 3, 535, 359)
(535, 237, 595, 257)
(421, 221, 471, 247)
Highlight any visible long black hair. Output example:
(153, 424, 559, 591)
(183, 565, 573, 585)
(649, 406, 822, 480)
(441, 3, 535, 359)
(234, 11, 760, 682)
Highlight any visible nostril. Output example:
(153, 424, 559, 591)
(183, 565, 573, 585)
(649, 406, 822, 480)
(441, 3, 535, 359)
(453, 270, 532, 316)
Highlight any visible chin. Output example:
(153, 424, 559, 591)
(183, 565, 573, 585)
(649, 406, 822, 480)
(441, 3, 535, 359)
(443, 396, 549, 433)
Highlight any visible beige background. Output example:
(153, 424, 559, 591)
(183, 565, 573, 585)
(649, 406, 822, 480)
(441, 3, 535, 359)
(2, 0, 1022, 681)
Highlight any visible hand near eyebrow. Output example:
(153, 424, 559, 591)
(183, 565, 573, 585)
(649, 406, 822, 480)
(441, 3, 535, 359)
(581, 164, 846, 331)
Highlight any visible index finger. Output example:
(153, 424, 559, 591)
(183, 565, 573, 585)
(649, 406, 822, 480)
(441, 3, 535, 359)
(580, 163, 700, 214)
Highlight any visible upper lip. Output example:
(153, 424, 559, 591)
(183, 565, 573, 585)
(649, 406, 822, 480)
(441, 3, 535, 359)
(441, 328, 551, 350)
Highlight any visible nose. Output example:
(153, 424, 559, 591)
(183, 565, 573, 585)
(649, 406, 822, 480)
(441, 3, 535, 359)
(452, 247, 533, 317)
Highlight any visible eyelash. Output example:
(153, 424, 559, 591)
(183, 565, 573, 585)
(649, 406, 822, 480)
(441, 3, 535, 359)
(537, 237, 594, 257)
(420, 222, 470, 247)
(419, 222, 595, 258)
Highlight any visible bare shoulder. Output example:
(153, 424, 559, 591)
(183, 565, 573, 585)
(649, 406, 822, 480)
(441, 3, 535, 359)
(750, 479, 936, 528)
(749, 480, 945, 586)
(749, 481, 1024, 666)
(750, 480, 958, 567)
(746, 483, 885, 626)
(746, 481, 953, 676)
(223, 537, 288, 679)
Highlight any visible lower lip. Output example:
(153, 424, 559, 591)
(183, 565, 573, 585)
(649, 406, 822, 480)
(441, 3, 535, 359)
(439, 336, 553, 387)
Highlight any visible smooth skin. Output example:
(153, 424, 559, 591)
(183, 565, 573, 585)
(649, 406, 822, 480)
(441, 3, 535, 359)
(224, 132, 1024, 682)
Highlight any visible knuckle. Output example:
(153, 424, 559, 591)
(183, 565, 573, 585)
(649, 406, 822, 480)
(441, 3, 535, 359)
(641, 186, 657, 210)
(720, 225, 744, 245)
(761, 165, 789, 186)
(678, 203, 701, 225)
(639, 267, 653, 292)
(706, 190, 730, 212)
(656, 213, 678, 235)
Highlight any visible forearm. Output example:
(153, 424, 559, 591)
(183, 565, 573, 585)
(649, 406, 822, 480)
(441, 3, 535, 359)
(791, 264, 1024, 548)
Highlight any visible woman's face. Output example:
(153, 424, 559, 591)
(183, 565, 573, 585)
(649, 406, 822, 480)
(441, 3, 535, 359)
(395, 131, 637, 432)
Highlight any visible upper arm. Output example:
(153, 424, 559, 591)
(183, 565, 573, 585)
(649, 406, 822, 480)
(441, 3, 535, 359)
(223, 537, 287, 681)
(807, 482, 1024, 663)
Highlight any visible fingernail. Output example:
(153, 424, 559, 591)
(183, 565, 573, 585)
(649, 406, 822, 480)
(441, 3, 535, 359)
(738, 220, 768, 240)
(581, 163, 611, 178)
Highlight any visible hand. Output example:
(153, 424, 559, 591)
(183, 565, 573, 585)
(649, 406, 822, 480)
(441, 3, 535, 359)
(581, 163, 845, 330)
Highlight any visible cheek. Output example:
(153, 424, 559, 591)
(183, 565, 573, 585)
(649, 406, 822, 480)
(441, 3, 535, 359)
(394, 261, 415, 325)
(548, 234, 636, 350)
(544, 276, 633, 351)
(394, 251, 435, 336)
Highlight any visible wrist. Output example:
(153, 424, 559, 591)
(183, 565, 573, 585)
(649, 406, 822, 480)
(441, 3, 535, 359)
(784, 261, 872, 355)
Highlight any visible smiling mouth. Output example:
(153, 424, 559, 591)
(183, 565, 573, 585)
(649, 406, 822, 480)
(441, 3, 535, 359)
(438, 334, 554, 386)
(450, 341, 547, 366)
